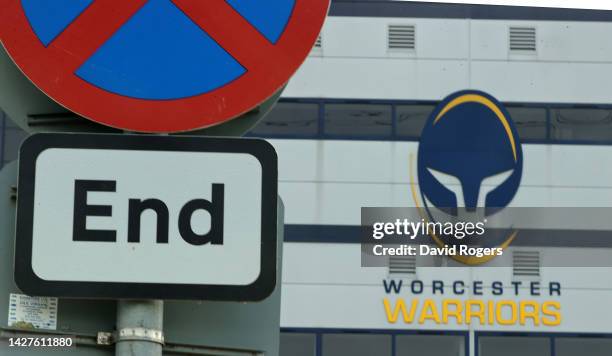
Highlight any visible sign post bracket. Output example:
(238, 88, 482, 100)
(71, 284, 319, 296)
(115, 299, 164, 356)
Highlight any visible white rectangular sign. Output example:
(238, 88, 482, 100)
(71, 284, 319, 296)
(15, 134, 277, 301)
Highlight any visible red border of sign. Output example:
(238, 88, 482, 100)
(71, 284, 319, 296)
(0, 0, 329, 133)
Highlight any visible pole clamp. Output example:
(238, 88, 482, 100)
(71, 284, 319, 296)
(97, 328, 165, 346)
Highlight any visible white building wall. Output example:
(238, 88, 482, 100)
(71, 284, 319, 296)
(281, 242, 612, 334)
(285, 17, 612, 103)
(274, 138, 612, 333)
(274, 16, 612, 336)
(273, 140, 612, 227)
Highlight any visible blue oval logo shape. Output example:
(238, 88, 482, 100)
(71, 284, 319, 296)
(418, 90, 523, 217)
(414, 90, 523, 265)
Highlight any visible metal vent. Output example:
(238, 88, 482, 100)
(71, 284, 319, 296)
(314, 34, 322, 49)
(388, 24, 415, 50)
(310, 34, 322, 56)
(512, 250, 540, 278)
(509, 26, 536, 52)
(389, 255, 416, 275)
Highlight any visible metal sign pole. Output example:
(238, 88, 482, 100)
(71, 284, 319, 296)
(115, 129, 164, 356)
(115, 300, 164, 356)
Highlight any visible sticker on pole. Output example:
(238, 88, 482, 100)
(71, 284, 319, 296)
(14, 133, 278, 301)
(7, 294, 58, 330)
(0, 0, 329, 133)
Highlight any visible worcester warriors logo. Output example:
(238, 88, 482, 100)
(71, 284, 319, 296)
(412, 90, 523, 264)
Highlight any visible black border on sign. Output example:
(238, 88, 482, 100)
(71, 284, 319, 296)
(14, 133, 278, 301)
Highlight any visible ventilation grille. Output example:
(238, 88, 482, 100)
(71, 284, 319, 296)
(310, 34, 322, 56)
(509, 26, 536, 52)
(314, 34, 322, 49)
(389, 255, 416, 275)
(388, 24, 415, 50)
(512, 250, 541, 278)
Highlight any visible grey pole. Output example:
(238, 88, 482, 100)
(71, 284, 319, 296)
(114, 130, 166, 356)
(115, 300, 164, 356)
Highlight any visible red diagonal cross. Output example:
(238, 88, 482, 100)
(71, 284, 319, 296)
(46, 0, 286, 73)
(47, 0, 149, 71)
(0, 0, 328, 132)
(172, 0, 284, 70)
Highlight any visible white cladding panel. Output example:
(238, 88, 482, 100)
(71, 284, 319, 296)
(281, 243, 612, 333)
(273, 139, 612, 332)
(272, 140, 612, 226)
(285, 17, 612, 103)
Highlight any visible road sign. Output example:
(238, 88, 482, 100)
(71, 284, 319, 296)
(1, 162, 285, 355)
(0, 0, 328, 133)
(14, 133, 278, 301)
